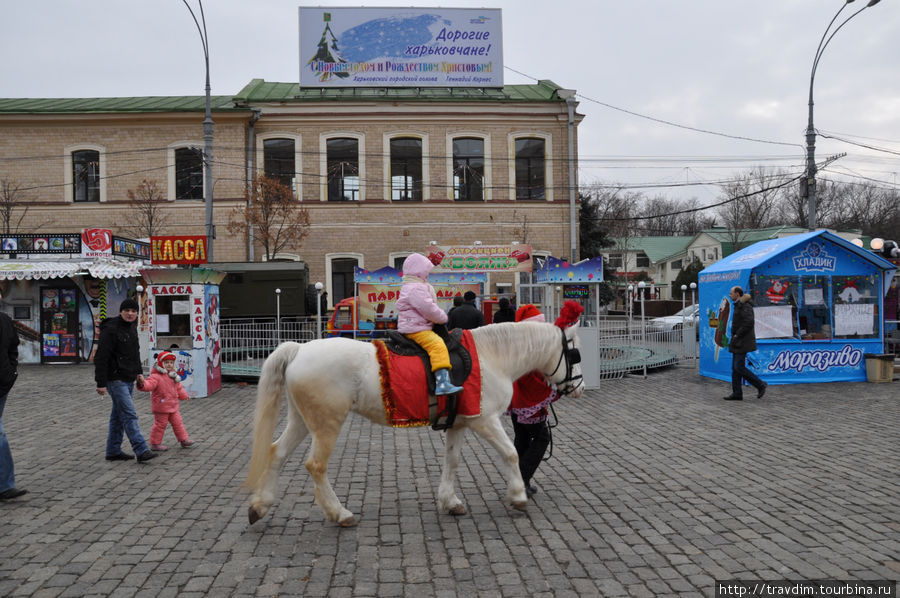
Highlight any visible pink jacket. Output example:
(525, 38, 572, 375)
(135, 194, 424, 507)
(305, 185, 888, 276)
(396, 253, 449, 333)
(137, 368, 189, 413)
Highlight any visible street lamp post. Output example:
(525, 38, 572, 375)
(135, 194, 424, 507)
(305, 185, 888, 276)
(275, 288, 281, 344)
(183, 0, 215, 261)
(805, 0, 881, 230)
(315, 282, 324, 339)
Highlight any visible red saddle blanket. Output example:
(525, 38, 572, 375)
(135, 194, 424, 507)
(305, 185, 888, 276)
(373, 330, 482, 427)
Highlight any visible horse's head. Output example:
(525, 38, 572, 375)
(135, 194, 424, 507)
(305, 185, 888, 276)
(545, 323, 584, 398)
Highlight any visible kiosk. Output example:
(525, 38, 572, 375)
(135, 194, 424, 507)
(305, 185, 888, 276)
(329, 266, 486, 337)
(535, 256, 604, 389)
(139, 268, 225, 397)
(699, 230, 897, 384)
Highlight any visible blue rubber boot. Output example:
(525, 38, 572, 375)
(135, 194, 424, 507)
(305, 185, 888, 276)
(434, 368, 463, 395)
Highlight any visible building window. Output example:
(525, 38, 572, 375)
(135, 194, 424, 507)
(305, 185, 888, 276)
(72, 150, 100, 203)
(671, 259, 683, 271)
(515, 138, 545, 200)
(453, 137, 484, 201)
(390, 137, 422, 201)
(636, 253, 650, 267)
(606, 254, 623, 269)
(263, 138, 296, 191)
(175, 147, 203, 200)
(518, 252, 550, 305)
(327, 138, 360, 201)
(330, 257, 359, 305)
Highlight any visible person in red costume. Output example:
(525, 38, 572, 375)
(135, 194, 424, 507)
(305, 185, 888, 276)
(506, 304, 559, 497)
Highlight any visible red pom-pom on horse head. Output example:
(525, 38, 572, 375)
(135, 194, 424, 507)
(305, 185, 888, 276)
(554, 300, 584, 329)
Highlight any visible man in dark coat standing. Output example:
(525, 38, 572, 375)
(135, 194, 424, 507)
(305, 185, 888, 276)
(492, 297, 516, 323)
(95, 298, 156, 462)
(0, 290, 25, 500)
(724, 286, 767, 401)
(447, 291, 485, 330)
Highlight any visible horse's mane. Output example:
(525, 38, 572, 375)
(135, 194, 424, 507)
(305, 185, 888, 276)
(470, 322, 559, 379)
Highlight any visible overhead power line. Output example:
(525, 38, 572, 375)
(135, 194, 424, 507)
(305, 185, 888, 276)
(504, 65, 804, 150)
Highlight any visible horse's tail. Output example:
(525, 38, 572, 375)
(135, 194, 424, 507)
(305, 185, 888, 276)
(244, 341, 302, 491)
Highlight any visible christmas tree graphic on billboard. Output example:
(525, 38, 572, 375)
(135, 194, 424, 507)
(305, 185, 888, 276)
(306, 12, 350, 82)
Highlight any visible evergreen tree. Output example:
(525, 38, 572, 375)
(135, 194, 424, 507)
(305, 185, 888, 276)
(306, 12, 350, 81)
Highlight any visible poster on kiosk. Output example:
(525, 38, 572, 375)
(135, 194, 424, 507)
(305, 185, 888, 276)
(699, 230, 896, 384)
(143, 275, 223, 398)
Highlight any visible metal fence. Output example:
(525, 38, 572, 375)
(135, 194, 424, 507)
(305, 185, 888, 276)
(218, 314, 699, 381)
(220, 317, 319, 378)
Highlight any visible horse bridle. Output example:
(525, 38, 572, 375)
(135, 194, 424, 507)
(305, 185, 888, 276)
(548, 328, 583, 396)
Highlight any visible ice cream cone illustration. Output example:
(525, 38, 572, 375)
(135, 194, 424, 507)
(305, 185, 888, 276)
(714, 296, 730, 362)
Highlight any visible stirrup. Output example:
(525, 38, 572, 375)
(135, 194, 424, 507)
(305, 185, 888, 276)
(430, 394, 458, 431)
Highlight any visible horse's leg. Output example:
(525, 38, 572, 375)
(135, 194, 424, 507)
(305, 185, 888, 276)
(304, 416, 356, 527)
(467, 414, 528, 511)
(438, 426, 468, 516)
(248, 401, 309, 524)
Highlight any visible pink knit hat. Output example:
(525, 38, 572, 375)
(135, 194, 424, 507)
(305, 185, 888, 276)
(515, 304, 545, 323)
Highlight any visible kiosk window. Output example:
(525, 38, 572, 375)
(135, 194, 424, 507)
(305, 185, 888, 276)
(155, 295, 191, 339)
(751, 274, 799, 339)
(798, 275, 831, 340)
(833, 275, 878, 339)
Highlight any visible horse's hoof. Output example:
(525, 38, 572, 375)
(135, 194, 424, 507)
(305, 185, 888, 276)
(339, 515, 357, 527)
(511, 501, 528, 512)
(448, 504, 467, 516)
(248, 506, 262, 525)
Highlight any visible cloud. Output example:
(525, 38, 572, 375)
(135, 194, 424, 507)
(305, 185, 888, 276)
(738, 100, 782, 121)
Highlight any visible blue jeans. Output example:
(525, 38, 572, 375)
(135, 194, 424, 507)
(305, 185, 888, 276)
(106, 380, 149, 457)
(731, 352, 764, 397)
(0, 392, 14, 491)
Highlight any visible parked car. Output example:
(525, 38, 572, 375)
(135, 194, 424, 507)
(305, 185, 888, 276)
(648, 304, 700, 335)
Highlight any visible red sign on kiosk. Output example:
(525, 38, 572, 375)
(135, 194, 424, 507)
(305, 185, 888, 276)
(151, 235, 208, 265)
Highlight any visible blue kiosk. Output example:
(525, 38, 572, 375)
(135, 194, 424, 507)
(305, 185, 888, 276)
(699, 230, 897, 384)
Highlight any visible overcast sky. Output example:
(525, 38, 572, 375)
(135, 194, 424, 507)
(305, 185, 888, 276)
(2, 0, 898, 205)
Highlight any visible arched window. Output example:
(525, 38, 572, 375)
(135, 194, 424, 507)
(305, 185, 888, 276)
(326, 253, 363, 307)
(390, 137, 423, 201)
(72, 150, 100, 203)
(263, 138, 296, 191)
(515, 138, 545, 200)
(452, 137, 484, 201)
(327, 138, 360, 201)
(175, 147, 203, 200)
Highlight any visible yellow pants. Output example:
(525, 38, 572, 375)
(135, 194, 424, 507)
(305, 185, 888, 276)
(404, 330, 451, 372)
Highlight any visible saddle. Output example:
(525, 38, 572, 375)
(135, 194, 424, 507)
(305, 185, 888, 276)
(383, 326, 473, 430)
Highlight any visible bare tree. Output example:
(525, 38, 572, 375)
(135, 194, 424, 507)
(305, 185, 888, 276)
(0, 178, 43, 235)
(227, 174, 311, 261)
(118, 179, 169, 239)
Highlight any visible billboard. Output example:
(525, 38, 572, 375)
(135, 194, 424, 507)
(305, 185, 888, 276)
(299, 7, 503, 88)
(427, 244, 532, 273)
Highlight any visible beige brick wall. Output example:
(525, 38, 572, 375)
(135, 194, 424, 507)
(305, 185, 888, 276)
(1, 99, 580, 305)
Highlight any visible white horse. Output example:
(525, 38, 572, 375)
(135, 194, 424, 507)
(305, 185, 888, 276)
(244, 321, 584, 526)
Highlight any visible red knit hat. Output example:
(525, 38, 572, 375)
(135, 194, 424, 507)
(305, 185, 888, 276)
(515, 304, 545, 323)
(156, 351, 176, 368)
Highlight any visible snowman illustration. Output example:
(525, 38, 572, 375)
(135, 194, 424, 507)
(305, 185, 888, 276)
(838, 281, 861, 303)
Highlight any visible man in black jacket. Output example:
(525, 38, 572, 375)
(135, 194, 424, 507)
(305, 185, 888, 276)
(492, 297, 516, 323)
(447, 291, 485, 330)
(724, 286, 767, 401)
(95, 299, 156, 462)
(0, 291, 25, 500)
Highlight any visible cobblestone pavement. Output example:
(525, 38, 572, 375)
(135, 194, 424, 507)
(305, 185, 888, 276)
(1, 363, 897, 597)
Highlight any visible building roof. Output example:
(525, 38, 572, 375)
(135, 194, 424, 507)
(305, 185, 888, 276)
(0, 95, 244, 114)
(606, 236, 693, 264)
(232, 78, 570, 104)
(701, 230, 897, 274)
(0, 79, 570, 114)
